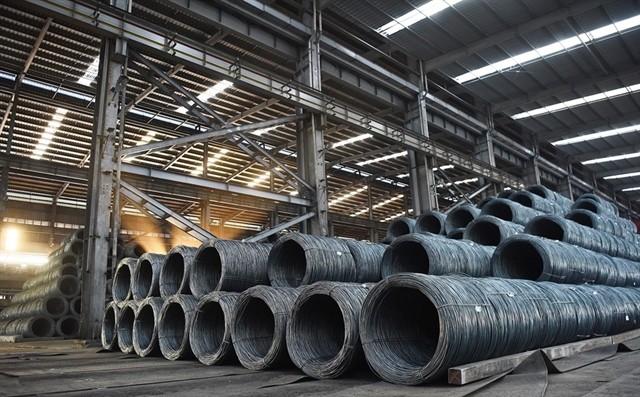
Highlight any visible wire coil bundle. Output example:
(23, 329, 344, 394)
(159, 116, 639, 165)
(386, 217, 416, 238)
(526, 184, 574, 212)
(131, 253, 166, 301)
(0, 295, 68, 321)
(359, 273, 640, 385)
(0, 317, 55, 339)
(526, 215, 640, 262)
(476, 196, 496, 210)
(231, 285, 301, 370)
(415, 211, 446, 235)
(268, 233, 356, 288)
(575, 193, 619, 216)
(22, 263, 78, 291)
(344, 240, 386, 282)
(69, 296, 81, 316)
(567, 209, 640, 244)
(101, 301, 122, 350)
(159, 245, 198, 298)
(158, 294, 198, 360)
(445, 228, 465, 239)
(11, 275, 80, 304)
(491, 234, 640, 286)
(444, 204, 480, 234)
(480, 198, 545, 225)
(191, 239, 272, 297)
(123, 241, 146, 258)
(189, 291, 240, 365)
(463, 215, 524, 246)
(287, 282, 372, 379)
(512, 190, 564, 216)
(112, 258, 137, 303)
(117, 300, 139, 354)
(497, 189, 518, 199)
(133, 297, 164, 357)
(380, 233, 495, 278)
(56, 315, 80, 338)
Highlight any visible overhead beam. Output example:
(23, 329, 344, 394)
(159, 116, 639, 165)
(493, 64, 640, 113)
(421, 0, 614, 72)
(243, 211, 315, 242)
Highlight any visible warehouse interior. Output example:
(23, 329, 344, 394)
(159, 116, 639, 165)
(1, 0, 640, 395)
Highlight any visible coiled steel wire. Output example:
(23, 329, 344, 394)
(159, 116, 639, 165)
(158, 294, 198, 360)
(480, 197, 545, 225)
(444, 204, 480, 234)
(11, 275, 80, 304)
(133, 297, 164, 357)
(386, 217, 416, 238)
(476, 196, 496, 210)
(102, 301, 123, 350)
(189, 291, 240, 365)
(56, 315, 80, 338)
(572, 199, 638, 236)
(231, 285, 301, 370)
(69, 296, 81, 317)
(512, 190, 565, 216)
(287, 282, 372, 379)
(526, 214, 640, 262)
(0, 316, 55, 338)
(344, 240, 386, 282)
(117, 300, 139, 354)
(380, 233, 495, 278)
(0, 295, 68, 321)
(112, 258, 137, 303)
(268, 233, 356, 288)
(123, 241, 146, 258)
(577, 193, 619, 216)
(191, 239, 272, 297)
(566, 209, 631, 241)
(22, 263, 78, 290)
(415, 211, 446, 235)
(497, 189, 518, 199)
(40, 251, 78, 273)
(380, 235, 395, 244)
(526, 184, 574, 212)
(463, 215, 524, 246)
(359, 273, 640, 385)
(131, 253, 165, 301)
(445, 228, 465, 239)
(491, 234, 640, 286)
(159, 245, 198, 298)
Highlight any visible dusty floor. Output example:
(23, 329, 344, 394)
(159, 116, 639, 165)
(0, 339, 638, 396)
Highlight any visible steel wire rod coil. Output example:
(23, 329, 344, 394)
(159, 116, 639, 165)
(491, 234, 639, 286)
(158, 294, 198, 360)
(566, 209, 631, 241)
(359, 273, 640, 385)
(189, 291, 240, 365)
(131, 253, 166, 301)
(191, 239, 273, 297)
(526, 184, 574, 211)
(117, 300, 139, 354)
(445, 228, 465, 239)
(159, 245, 198, 298)
(463, 215, 524, 246)
(512, 190, 565, 215)
(480, 197, 545, 225)
(22, 263, 78, 290)
(123, 241, 146, 258)
(380, 235, 395, 244)
(344, 240, 386, 282)
(415, 211, 446, 235)
(69, 296, 81, 317)
(102, 301, 123, 350)
(380, 233, 494, 278)
(133, 297, 164, 357)
(386, 217, 416, 238)
(476, 196, 496, 210)
(56, 315, 80, 338)
(576, 193, 619, 216)
(287, 282, 373, 379)
(444, 204, 480, 234)
(0, 316, 55, 338)
(41, 252, 79, 273)
(268, 233, 356, 288)
(497, 189, 518, 199)
(572, 198, 637, 234)
(11, 275, 80, 304)
(112, 258, 137, 303)
(0, 295, 69, 321)
(231, 285, 301, 370)
(526, 214, 640, 262)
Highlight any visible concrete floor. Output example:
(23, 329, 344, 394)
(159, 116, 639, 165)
(0, 339, 638, 396)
